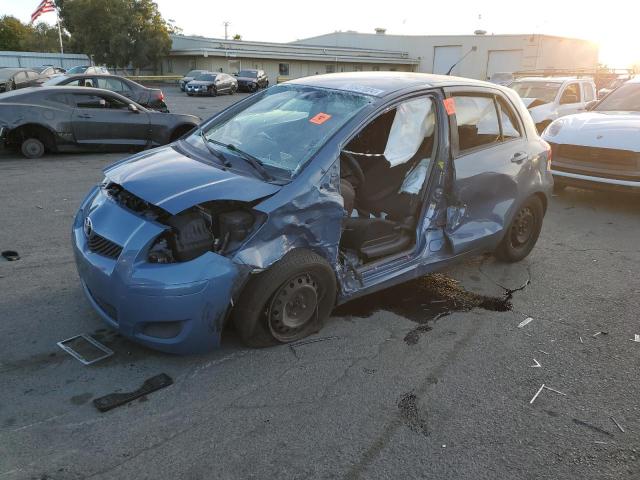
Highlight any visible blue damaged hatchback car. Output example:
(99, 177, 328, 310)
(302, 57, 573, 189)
(73, 72, 553, 354)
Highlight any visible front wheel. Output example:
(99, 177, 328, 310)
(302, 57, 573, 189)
(495, 196, 544, 263)
(21, 137, 45, 158)
(229, 85, 236, 95)
(5, 80, 14, 92)
(234, 250, 337, 347)
(209, 87, 217, 97)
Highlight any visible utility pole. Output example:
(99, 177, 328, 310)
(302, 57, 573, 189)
(223, 21, 230, 40)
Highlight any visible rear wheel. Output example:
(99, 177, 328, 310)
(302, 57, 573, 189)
(234, 250, 337, 347)
(20, 137, 45, 158)
(495, 196, 544, 263)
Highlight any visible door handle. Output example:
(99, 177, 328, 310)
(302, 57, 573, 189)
(510, 152, 528, 164)
(77, 114, 92, 119)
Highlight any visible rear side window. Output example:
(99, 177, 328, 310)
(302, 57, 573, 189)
(560, 83, 581, 104)
(453, 95, 501, 152)
(97, 77, 131, 93)
(453, 94, 522, 154)
(66, 78, 94, 87)
(496, 97, 522, 140)
(582, 82, 595, 102)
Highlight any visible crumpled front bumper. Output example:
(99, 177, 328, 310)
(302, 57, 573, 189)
(72, 186, 246, 354)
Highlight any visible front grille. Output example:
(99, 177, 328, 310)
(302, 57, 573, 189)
(557, 144, 638, 166)
(87, 232, 123, 259)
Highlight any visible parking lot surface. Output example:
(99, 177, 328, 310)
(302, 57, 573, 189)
(1, 89, 639, 480)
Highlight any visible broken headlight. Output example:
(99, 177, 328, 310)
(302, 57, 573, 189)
(147, 203, 263, 264)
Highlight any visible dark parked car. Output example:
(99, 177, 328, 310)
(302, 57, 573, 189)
(0, 86, 198, 158)
(71, 72, 553, 354)
(235, 69, 269, 92)
(186, 72, 237, 96)
(0, 68, 44, 92)
(65, 65, 110, 75)
(179, 69, 207, 91)
(43, 74, 169, 112)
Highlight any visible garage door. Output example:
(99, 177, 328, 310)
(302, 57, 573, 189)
(486, 50, 523, 80)
(433, 46, 462, 75)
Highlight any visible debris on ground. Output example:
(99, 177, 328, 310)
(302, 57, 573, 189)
(530, 384, 567, 404)
(580, 336, 584, 344)
(592, 331, 608, 337)
(631, 334, 640, 343)
(544, 386, 566, 396)
(538, 350, 549, 355)
(518, 317, 534, 328)
(93, 373, 173, 412)
(57, 334, 113, 365)
(530, 384, 545, 404)
(530, 359, 541, 368)
(611, 416, 625, 433)
(1, 250, 20, 261)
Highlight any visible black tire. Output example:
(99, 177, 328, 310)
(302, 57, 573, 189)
(21, 137, 45, 159)
(209, 87, 217, 97)
(229, 85, 236, 95)
(234, 249, 337, 347)
(187, 93, 193, 96)
(495, 196, 544, 263)
(6, 81, 14, 92)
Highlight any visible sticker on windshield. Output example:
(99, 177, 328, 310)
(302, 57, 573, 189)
(443, 98, 456, 115)
(310, 112, 332, 125)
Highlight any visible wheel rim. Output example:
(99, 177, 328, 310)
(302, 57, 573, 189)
(268, 273, 320, 342)
(24, 140, 42, 157)
(510, 206, 535, 247)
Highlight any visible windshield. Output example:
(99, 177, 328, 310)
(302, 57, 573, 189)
(195, 74, 216, 81)
(511, 81, 561, 103)
(186, 70, 202, 77)
(238, 70, 257, 78)
(595, 83, 640, 111)
(192, 84, 372, 179)
(66, 66, 87, 74)
(42, 76, 67, 86)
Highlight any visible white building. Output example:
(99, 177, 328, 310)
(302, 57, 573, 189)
(164, 35, 418, 82)
(163, 31, 598, 83)
(294, 31, 599, 80)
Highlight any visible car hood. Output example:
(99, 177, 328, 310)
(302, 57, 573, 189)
(188, 80, 214, 87)
(544, 111, 640, 151)
(103, 145, 281, 214)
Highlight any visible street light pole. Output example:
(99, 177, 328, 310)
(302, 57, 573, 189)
(223, 21, 230, 40)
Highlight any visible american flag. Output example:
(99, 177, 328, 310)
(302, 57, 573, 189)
(31, 0, 56, 23)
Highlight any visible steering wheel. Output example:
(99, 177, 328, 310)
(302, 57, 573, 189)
(342, 151, 366, 186)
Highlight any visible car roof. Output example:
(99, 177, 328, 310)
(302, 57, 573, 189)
(0, 86, 137, 103)
(286, 72, 505, 97)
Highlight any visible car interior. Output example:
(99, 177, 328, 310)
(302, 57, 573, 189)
(339, 97, 436, 264)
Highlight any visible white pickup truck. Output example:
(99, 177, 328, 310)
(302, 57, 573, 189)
(510, 77, 597, 133)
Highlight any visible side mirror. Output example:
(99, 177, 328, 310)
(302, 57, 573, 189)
(232, 72, 238, 76)
(128, 103, 139, 113)
(585, 100, 597, 111)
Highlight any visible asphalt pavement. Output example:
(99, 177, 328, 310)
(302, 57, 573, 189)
(0, 88, 639, 480)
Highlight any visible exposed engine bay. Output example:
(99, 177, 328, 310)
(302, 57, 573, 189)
(105, 182, 262, 264)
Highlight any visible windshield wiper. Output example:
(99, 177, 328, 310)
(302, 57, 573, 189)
(207, 139, 274, 182)
(198, 128, 231, 168)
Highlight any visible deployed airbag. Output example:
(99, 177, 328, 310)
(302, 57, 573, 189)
(384, 98, 433, 167)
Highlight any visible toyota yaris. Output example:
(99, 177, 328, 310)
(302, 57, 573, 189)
(72, 72, 553, 354)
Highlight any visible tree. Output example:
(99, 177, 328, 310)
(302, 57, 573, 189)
(0, 16, 28, 51)
(0, 15, 69, 53)
(59, 0, 172, 69)
(232, 34, 241, 41)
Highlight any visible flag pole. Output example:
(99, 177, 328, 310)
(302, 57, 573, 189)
(55, 5, 64, 54)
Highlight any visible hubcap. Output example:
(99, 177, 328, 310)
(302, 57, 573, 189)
(25, 141, 42, 156)
(268, 274, 319, 341)
(510, 206, 534, 247)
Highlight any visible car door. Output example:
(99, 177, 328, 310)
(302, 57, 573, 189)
(71, 92, 150, 146)
(556, 82, 582, 117)
(444, 89, 530, 254)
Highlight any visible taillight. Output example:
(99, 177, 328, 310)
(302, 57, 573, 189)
(159, 91, 164, 101)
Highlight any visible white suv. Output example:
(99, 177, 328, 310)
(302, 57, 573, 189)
(510, 77, 597, 132)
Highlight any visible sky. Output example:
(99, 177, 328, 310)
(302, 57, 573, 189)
(2, 0, 639, 67)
